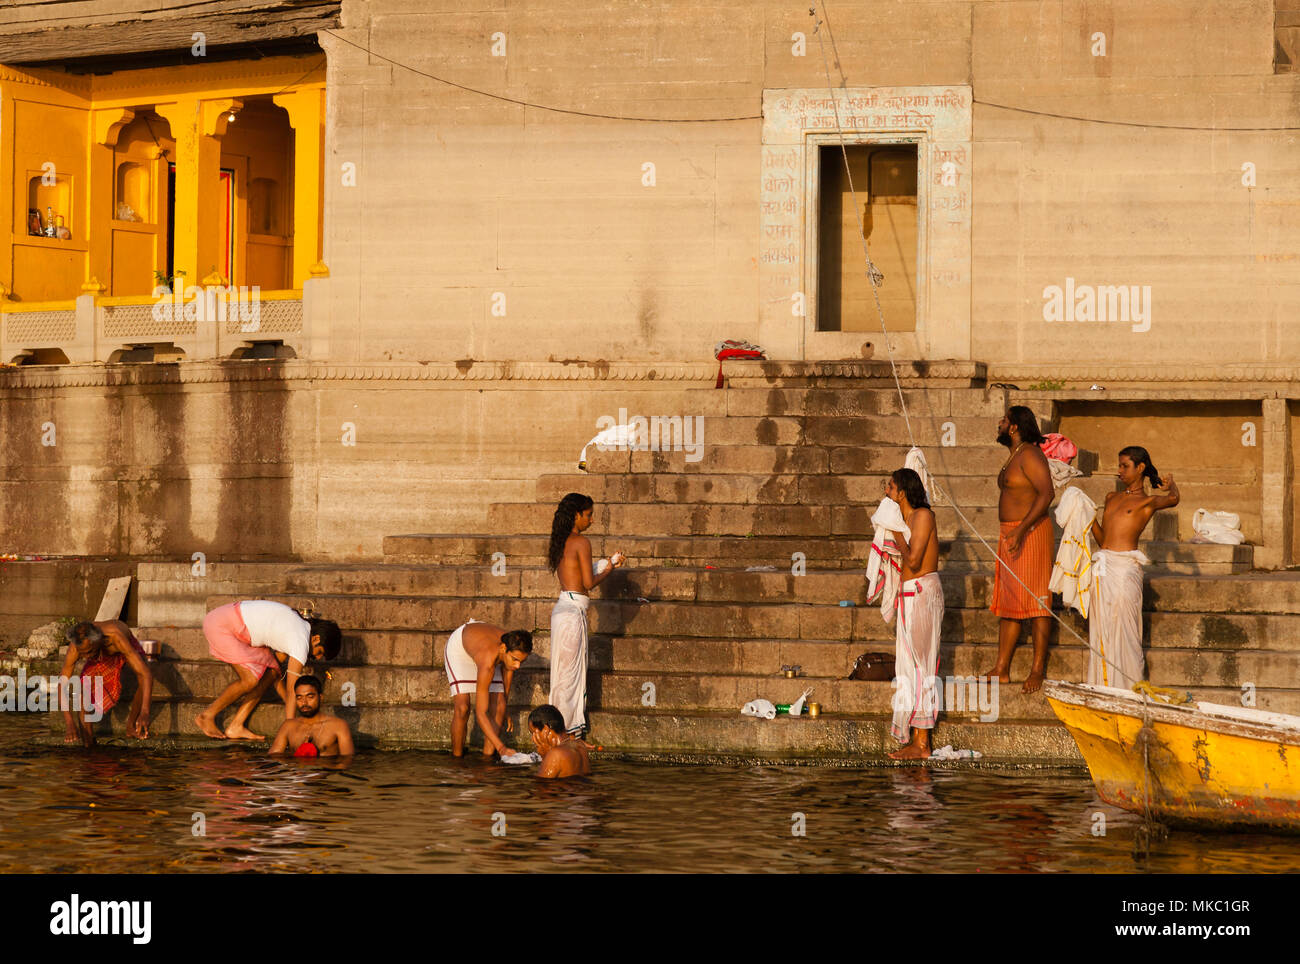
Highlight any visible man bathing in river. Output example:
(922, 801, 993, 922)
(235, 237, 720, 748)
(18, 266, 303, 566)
(445, 619, 532, 757)
(196, 600, 341, 740)
(984, 406, 1056, 694)
(1087, 447, 1179, 691)
(529, 703, 592, 778)
(884, 469, 945, 761)
(59, 620, 153, 746)
(270, 675, 354, 757)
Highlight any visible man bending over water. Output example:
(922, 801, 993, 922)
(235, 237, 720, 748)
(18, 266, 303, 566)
(270, 676, 354, 758)
(529, 704, 592, 778)
(59, 620, 153, 746)
(445, 620, 532, 757)
(196, 600, 341, 740)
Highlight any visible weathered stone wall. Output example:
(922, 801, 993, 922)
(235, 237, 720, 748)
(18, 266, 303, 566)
(308, 0, 1300, 370)
(0, 360, 724, 560)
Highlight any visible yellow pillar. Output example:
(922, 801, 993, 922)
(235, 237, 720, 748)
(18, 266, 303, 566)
(89, 107, 134, 293)
(273, 88, 326, 288)
(155, 98, 240, 289)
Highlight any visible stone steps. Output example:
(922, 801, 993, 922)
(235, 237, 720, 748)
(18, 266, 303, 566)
(62, 695, 1083, 761)
(96, 652, 1299, 717)
(578, 414, 1001, 449)
(538, 471, 1003, 507)
(269, 564, 1282, 611)
(486, 500, 1005, 539)
(184, 589, 1300, 654)
(380, 532, 1252, 573)
(582, 443, 1006, 477)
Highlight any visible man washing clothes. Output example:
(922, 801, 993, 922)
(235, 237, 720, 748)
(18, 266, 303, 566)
(984, 406, 1056, 694)
(444, 620, 532, 757)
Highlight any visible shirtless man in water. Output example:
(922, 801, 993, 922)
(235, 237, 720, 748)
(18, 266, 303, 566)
(528, 703, 592, 778)
(984, 406, 1056, 694)
(884, 469, 944, 760)
(269, 675, 355, 757)
(1085, 447, 1179, 690)
(445, 620, 532, 757)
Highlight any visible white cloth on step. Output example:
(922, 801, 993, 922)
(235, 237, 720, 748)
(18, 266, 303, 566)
(1191, 508, 1245, 545)
(1050, 486, 1097, 617)
(866, 498, 909, 624)
(1087, 549, 1150, 691)
(742, 698, 777, 719)
(549, 591, 590, 733)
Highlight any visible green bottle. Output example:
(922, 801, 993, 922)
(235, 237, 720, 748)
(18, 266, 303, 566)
(775, 703, 792, 714)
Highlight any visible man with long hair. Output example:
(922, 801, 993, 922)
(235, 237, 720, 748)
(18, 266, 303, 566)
(1087, 447, 1179, 690)
(547, 493, 625, 736)
(884, 468, 944, 759)
(985, 406, 1056, 694)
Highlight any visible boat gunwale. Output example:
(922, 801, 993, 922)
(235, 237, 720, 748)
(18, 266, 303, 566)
(1042, 679, 1300, 746)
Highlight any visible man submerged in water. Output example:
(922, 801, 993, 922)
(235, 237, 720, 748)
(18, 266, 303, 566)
(269, 676, 354, 758)
(528, 703, 592, 779)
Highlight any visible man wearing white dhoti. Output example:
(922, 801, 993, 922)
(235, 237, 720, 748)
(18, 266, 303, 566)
(1087, 446, 1180, 691)
(1087, 549, 1150, 690)
(547, 493, 626, 735)
(883, 468, 945, 760)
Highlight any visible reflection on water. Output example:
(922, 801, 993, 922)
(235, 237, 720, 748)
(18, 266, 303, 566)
(0, 717, 1294, 873)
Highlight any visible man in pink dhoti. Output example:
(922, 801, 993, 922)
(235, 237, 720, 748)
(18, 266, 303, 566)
(546, 493, 625, 736)
(884, 468, 945, 760)
(1087, 446, 1180, 690)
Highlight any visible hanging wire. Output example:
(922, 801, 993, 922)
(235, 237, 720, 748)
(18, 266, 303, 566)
(808, 0, 1140, 684)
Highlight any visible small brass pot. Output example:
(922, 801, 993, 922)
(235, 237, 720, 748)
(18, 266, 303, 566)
(807, 702, 821, 718)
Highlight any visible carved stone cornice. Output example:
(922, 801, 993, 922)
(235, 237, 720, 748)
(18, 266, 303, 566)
(0, 360, 722, 390)
(990, 364, 1300, 384)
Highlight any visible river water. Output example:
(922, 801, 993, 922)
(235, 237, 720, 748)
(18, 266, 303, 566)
(0, 717, 1293, 873)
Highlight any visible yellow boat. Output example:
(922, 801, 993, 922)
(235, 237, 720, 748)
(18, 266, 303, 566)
(1043, 679, 1300, 833)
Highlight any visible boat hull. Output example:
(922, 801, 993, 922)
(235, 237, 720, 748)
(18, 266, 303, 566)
(1044, 681, 1300, 833)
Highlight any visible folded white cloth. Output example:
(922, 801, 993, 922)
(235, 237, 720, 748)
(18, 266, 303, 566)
(866, 498, 909, 624)
(500, 751, 542, 765)
(741, 698, 777, 720)
(1051, 486, 1097, 617)
(1047, 457, 1082, 488)
(904, 446, 934, 503)
(1192, 508, 1245, 545)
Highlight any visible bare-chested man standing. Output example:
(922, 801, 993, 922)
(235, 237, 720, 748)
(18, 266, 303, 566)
(884, 468, 944, 760)
(985, 406, 1056, 694)
(547, 493, 625, 736)
(1086, 446, 1179, 690)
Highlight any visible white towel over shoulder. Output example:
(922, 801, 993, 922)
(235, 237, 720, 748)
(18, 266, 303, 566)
(866, 497, 909, 624)
(1050, 486, 1097, 617)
